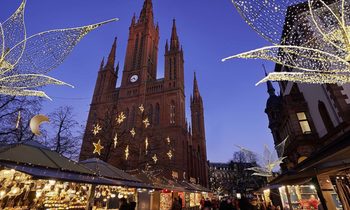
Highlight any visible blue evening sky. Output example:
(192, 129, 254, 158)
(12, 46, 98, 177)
(1, 0, 277, 163)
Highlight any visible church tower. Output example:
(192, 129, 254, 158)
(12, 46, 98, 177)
(190, 73, 208, 186)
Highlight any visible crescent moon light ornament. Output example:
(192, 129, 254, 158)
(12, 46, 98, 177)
(30, 114, 49, 136)
(93, 139, 104, 156)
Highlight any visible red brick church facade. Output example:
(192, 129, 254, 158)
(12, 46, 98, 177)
(79, 0, 208, 187)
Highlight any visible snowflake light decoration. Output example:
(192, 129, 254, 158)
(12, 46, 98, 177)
(92, 124, 102, 136)
(223, 0, 350, 85)
(116, 112, 126, 124)
(0, 0, 117, 99)
(152, 154, 158, 164)
(139, 104, 145, 113)
(237, 144, 286, 177)
(167, 150, 173, 160)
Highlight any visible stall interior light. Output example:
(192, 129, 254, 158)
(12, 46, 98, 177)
(310, 185, 315, 190)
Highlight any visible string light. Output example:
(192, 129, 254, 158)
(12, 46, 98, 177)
(92, 124, 102, 136)
(223, 0, 350, 85)
(0, 0, 117, 99)
(116, 112, 126, 124)
(93, 139, 104, 156)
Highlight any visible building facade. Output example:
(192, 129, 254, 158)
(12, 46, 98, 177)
(79, 0, 208, 187)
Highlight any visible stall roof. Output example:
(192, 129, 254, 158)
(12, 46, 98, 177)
(80, 158, 141, 183)
(0, 142, 93, 175)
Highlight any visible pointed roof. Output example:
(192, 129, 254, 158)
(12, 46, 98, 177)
(263, 65, 275, 96)
(139, 0, 154, 24)
(170, 19, 180, 50)
(99, 57, 105, 71)
(106, 37, 117, 68)
(193, 72, 200, 99)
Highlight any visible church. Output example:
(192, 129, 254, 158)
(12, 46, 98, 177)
(79, 0, 208, 187)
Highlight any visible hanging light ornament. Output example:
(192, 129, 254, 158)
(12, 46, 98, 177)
(15, 111, 21, 129)
(116, 112, 126, 124)
(143, 118, 150, 128)
(139, 104, 145, 113)
(113, 133, 118, 148)
(166, 136, 171, 145)
(145, 137, 149, 153)
(0, 0, 118, 99)
(152, 154, 158, 164)
(167, 150, 173, 160)
(125, 145, 129, 160)
(223, 0, 350, 85)
(93, 140, 104, 156)
(92, 124, 102, 136)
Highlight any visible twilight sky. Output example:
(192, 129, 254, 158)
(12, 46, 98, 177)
(1, 0, 277, 163)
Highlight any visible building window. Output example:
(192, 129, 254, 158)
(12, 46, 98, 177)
(148, 104, 153, 125)
(318, 101, 334, 133)
(297, 112, 311, 134)
(170, 101, 176, 125)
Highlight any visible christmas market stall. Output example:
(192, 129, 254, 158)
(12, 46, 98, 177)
(0, 142, 150, 209)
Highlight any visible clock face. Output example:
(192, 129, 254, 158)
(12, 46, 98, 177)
(130, 75, 138, 83)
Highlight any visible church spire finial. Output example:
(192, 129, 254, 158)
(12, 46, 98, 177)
(170, 19, 179, 50)
(106, 37, 117, 69)
(262, 64, 275, 96)
(139, 0, 153, 24)
(193, 71, 200, 99)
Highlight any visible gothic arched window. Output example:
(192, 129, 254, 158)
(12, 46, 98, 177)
(148, 104, 153, 125)
(318, 101, 334, 133)
(155, 103, 160, 125)
(170, 101, 176, 125)
(169, 58, 172, 80)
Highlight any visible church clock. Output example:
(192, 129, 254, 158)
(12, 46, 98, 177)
(130, 74, 139, 83)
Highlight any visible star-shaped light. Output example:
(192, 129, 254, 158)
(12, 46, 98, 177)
(143, 118, 150, 128)
(0, 0, 117, 99)
(116, 112, 126, 125)
(166, 137, 171, 145)
(130, 128, 136, 137)
(139, 104, 145, 113)
(92, 124, 102, 136)
(152, 154, 158, 164)
(125, 145, 129, 160)
(113, 133, 118, 148)
(167, 150, 173, 160)
(145, 137, 149, 152)
(93, 140, 104, 156)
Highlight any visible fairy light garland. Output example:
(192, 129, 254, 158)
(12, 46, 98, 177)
(223, 0, 350, 85)
(0, 0, 117, 99)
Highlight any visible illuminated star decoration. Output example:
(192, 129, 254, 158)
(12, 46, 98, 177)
(92, 124, 102, 136)
(93, 140, 104, 156)
(166, 137, 171, 145)
(116, 112, 126, 124)
(0, 0, 118, 99)
(145, 137, 149, 153)
(130, 128, 136, 138)
(125, 145, 129, 160)
(113, 133, 118, 148)
(139, 104, 145, 113)
(167, 150, 173, 160)
(143, 118, 150, 128)
(152, 154, 158, 164)
(223, 0, 350, 85)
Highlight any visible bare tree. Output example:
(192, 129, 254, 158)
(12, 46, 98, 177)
(48, 106, 82, 159)
(0, 96, 42, 143)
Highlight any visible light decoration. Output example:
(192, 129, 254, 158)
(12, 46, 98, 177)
(223, 0, 350, 85)
(143, 117, 150, 128)
(139, 104, 145, 113)
(167, 150, 173, 160)
(145, 137, 149, 153)
(237, 143, 287, 177)
(152, 154, 158, 164)
(0, 0, 117, 99)
(125, 145, 129, 160)
(92, 123, 102, 136)
(130, 128, 136, 137)
(116, 112, 126, 124)
(113, 133, 118, 148)
(15, 111, 21, 129)
(93, 139, 104, 156)
(29, 114, 49, 136)
(166, 136, 171, 145)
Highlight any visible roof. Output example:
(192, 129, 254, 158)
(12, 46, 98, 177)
(80, 158, 141, 183)
(0, 142, 93, 175)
